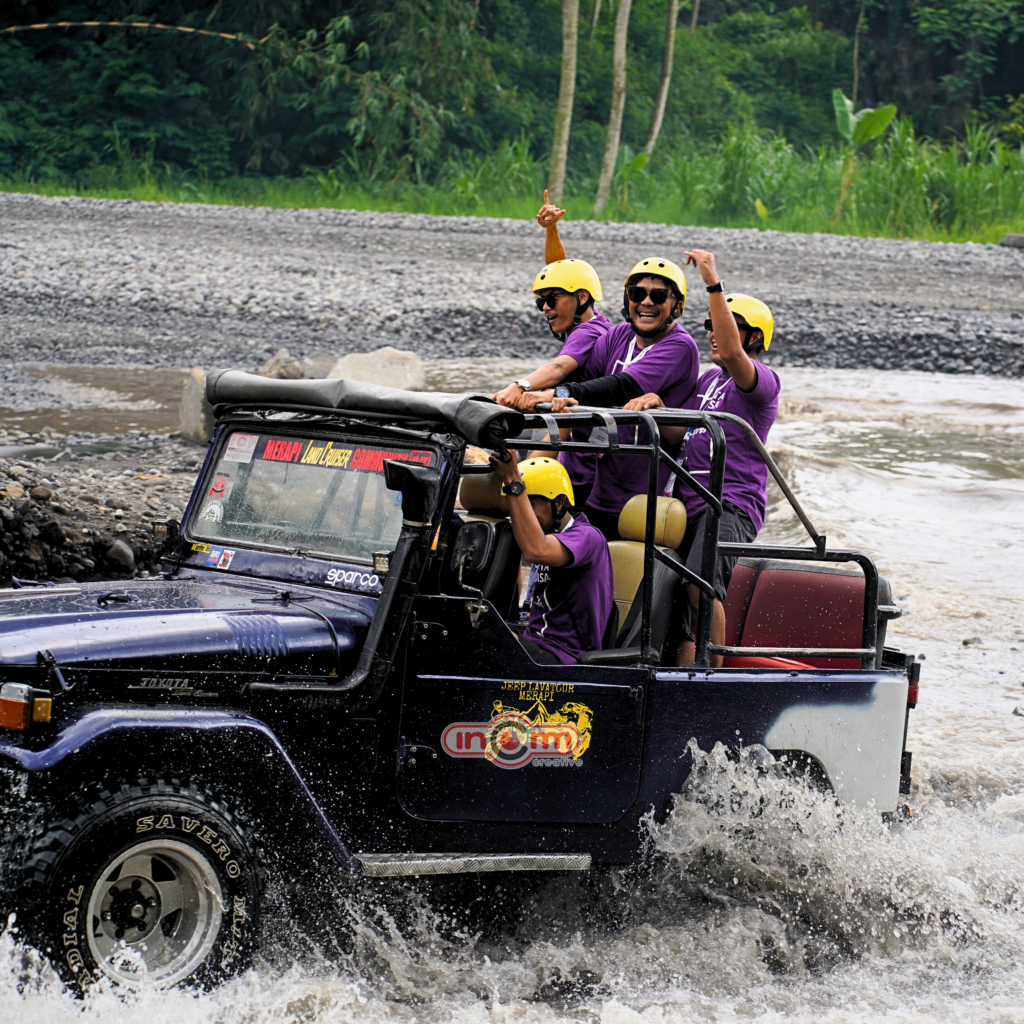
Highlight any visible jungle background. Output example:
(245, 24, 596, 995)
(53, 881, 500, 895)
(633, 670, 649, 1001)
(2, 0, 1024, 240)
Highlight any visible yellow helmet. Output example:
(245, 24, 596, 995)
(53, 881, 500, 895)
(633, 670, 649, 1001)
(724, 293, 774, 349)
(514, 457, 575, 508)
(623, 257, 687, 314)
(532, 259, 604, 303)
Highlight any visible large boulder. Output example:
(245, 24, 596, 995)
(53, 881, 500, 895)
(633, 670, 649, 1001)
(301, 351, 339, 379)
(179, 367, 215, 444)
(327, 346, 425, 391)
(258, 348, 303, 379)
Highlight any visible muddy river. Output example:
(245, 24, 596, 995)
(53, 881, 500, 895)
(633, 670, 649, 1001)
(3, 362, 1023, 1022)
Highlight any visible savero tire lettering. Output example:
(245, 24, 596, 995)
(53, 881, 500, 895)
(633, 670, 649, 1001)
(442, 701, 591, 769)
(136, 814, 241, 878)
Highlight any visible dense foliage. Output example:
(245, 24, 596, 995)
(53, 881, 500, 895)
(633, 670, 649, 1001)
(1, 0, 1023, 239)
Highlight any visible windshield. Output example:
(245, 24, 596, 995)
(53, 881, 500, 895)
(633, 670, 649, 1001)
(190, 430, 436, 563)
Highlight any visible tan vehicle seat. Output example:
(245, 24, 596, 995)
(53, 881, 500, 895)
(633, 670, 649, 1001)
(608, 495, 687, 650)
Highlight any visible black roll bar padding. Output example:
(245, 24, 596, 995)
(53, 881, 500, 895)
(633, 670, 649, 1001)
(247, 464, 443, 699)
(694, 416, 728, 665)
(657, 448, 722, 515)
(716, 542, 880, 669)
(654, 547, 716, 598)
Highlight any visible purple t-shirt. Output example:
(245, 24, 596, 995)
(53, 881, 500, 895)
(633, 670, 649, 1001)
(556, 311, 612, 492)
(582, 322, 701, 514)
(669, 363, 781, 531)
(523, 513, 614, 664)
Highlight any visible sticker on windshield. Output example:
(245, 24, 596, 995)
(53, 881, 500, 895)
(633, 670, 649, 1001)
(198, 501, 223, 523)
(217, 549, 235, 569)
(208, 473, 232, 501)
(223, 434, 259, 464)
(442, 698, 592, 769)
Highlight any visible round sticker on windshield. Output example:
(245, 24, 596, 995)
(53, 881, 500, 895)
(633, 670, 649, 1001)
(199, 502, 223, 523)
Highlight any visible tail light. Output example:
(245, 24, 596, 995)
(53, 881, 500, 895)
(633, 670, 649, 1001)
(0, 683, 52, 731)
(907, 661, 920, 707)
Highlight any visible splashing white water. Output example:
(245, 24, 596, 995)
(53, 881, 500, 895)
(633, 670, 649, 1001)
(3, 366, 1024, 1021)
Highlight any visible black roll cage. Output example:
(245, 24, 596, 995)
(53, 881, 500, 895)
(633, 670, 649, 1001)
(209, 401, 881, 672)
(511, 405, 880, 669)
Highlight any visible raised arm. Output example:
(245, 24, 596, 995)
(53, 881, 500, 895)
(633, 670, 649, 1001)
(685, 249, 757, 392)
(537, 190, 568, 263)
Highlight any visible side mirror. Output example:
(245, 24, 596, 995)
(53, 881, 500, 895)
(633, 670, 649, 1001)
(383, 461, 441, 528)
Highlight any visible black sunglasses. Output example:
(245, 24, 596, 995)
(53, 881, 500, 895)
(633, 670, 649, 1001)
(535, 290, 570, 310)
(627, 285, 671, 305)
(704, 317, 751, 332)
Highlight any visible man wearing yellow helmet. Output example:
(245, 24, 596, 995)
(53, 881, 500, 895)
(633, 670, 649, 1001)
(632, 249, 781, 665)
(528, 257, 701, 539)
(492, 192, 612, 507)
(488, 451, 613, 665)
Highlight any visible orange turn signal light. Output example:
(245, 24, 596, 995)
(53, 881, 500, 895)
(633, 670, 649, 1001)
(0, 683, 52, 731)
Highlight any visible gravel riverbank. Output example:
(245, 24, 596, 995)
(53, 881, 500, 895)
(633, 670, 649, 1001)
(2, 192, 1023, 375)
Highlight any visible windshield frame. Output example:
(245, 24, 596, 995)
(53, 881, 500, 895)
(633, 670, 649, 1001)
(187, 424, 441, 566)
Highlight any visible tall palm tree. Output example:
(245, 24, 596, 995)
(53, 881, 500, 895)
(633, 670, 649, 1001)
(594, 0, 633, 213)
(548, 0, 580, 206)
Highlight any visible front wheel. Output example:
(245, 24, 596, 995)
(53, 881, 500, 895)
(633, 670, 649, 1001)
(20, 779, 262, 992)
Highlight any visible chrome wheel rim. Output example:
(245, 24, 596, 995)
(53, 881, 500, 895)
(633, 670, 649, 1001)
(85, 839, 224, 987)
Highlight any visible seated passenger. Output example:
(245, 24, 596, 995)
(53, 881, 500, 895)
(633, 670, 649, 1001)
(493, 193, 611, 507)
(631, 249, 780, 666)
(526, 258, 701, 540)
(488, 452, 613, 665)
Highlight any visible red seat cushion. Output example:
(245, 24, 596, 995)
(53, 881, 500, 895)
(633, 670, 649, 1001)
(723, 561, 758, 646)
(722, 655, 810, 670)
(740, 566, 864, 668)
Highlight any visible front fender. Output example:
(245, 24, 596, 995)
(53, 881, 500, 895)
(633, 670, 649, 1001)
(0, 706, 359, 873)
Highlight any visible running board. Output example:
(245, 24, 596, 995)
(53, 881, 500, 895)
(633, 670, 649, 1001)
(355, 852, 592, 877)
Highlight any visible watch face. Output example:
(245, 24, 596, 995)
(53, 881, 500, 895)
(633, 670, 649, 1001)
(555, 387, 570, 398)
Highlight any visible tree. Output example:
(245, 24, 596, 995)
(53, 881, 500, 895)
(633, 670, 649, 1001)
(548, 0, 580, 206)
(594, 0, 633, 213)
(831, 88, 897, 224)
(645, 0, 679, 156)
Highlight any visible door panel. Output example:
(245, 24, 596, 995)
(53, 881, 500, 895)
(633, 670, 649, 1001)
(397, 673, 644, 823)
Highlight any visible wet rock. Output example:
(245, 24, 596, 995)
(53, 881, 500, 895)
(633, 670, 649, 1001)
(1013, 706, 1024, 717)
(2, 483, 24, 499)
(301, 351, 339, 379)
(105, 539, 135, 571)
(328, 346, 425, 390)
(29, 486, 51, 502)
(179, 366, 215, 444)
(1001, 233, 1024, 249)
(258, 347, 303, 379)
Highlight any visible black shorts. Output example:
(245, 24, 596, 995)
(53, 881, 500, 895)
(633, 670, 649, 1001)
(518, 635, 563, 664)
(678, 501, 757, 602)
(582, 505, 620, 541)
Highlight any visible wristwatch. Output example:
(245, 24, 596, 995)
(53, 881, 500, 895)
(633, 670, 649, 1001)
(515, 379, 533, 391)
(554, 386, 570, 398)
(706, 281, 724, 293)
(506, 479, 526, 497)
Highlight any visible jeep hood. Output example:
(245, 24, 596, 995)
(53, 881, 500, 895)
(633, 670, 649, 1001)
(0, 574, 375, 677)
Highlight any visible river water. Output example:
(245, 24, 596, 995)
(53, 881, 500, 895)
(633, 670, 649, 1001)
(3, 363, 1024, 1022)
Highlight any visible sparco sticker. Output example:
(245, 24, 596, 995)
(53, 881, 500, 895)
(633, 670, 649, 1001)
(442, 693, 592, 769)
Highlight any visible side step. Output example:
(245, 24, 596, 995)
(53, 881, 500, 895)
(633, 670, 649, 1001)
(355, 852, 592, 877)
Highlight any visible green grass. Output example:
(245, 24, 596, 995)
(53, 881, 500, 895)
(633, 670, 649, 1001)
(4, 122, 1023, 244)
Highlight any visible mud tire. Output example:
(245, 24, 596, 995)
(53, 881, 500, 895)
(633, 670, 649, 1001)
(18, 779, 262, 993)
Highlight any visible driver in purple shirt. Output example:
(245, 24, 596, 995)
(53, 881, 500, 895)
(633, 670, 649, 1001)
(488, 452, 614, 665)
(632, 249, 780, 665)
